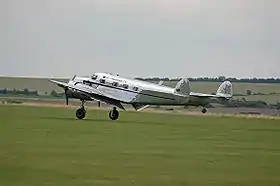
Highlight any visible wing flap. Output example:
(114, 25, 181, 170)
(131, 103, 150, 111)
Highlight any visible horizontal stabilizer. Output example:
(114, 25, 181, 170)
(189, 80, 233, 99)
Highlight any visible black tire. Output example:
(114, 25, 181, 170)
(201, 108, 207, 114)
(76, 108, 86, 119)
(109, 110, 119, 120)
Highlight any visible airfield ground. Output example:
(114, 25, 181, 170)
(1, 97, 280, 119)
(1, 104, 280, 186)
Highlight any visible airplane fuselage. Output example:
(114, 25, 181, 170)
(67, 72, 190, 106)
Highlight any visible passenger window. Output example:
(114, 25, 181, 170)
(83, 80, 91, 86)
(91, 75, 97, 80)
(112, 82, 118, 87)
(100, 79, 105, 84)
(122, 84, 128, 89)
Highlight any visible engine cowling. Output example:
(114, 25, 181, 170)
(65, 89, 91, 101)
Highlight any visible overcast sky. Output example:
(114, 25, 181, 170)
(1, 0, 279, 78)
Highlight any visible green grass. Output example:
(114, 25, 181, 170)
(1, 105, 280, 186)
(1, 77, 280, 103)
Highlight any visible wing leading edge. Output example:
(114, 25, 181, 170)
(49, 80, 68, 89)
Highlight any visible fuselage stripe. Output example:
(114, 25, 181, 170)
(75, 81, 176, 101)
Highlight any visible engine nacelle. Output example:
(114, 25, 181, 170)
(65, 89, 91, 101)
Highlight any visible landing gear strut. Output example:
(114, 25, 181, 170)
(201, 107, 207, 114)
(109, 107, 119, 120)
(76, 100, 86, 119)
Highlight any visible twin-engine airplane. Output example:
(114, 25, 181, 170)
(50, 72, 233, 120)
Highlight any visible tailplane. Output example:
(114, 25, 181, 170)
(174, 78, 191, 96)
(216, 80, 233, 98)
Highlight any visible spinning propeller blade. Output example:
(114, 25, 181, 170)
(65, 88, 69, 105)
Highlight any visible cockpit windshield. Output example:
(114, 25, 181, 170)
(91, 74, 98, 80)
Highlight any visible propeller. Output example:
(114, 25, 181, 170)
(64, 88, 69, 105)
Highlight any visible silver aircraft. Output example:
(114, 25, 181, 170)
(50, 72, 233, 120)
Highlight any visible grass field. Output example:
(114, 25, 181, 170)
(1, 77, 280, 103)
(1, 105, 280, 186)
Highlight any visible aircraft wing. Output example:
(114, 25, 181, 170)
(49, 80, 126, 110)
(49, 80, 69, 89)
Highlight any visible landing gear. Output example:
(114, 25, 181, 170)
(109, 107, 119, 120)
(76, 100, 86, 119)
(76, 108, 86, 119)
(201, 107, 207, 114)
(74, 100, 120, 120)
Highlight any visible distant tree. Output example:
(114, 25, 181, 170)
(31, 90, 39, 96)
(50, 90, 58, 97)
(0, 88, 7, 94)
(246, 89, 252, 95)
(23, 88, 29, 95)
(218, 76, 226, 82)
(136, 76, 280, 83)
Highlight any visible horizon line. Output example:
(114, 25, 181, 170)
(0, 75, 280, 80)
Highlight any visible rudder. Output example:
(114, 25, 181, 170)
(174, 78, 190, 96)
(216, 81, 233, 98)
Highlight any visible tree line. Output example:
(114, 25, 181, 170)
(0, 88, 38, 96)
(135, 76, 280, 83)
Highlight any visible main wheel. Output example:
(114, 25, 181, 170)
(201, 108, 207, 114)
(109, 110, 119, 120)
(76, 108, 86, 119)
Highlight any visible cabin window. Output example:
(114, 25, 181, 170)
(133, 87, 139, 91)
(100, 79, 105, 84)
(112, 82, 118, 87)
(91, 75, 97, 80)
(83, 80, 92, 86)
(122, 84, 128, 89)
